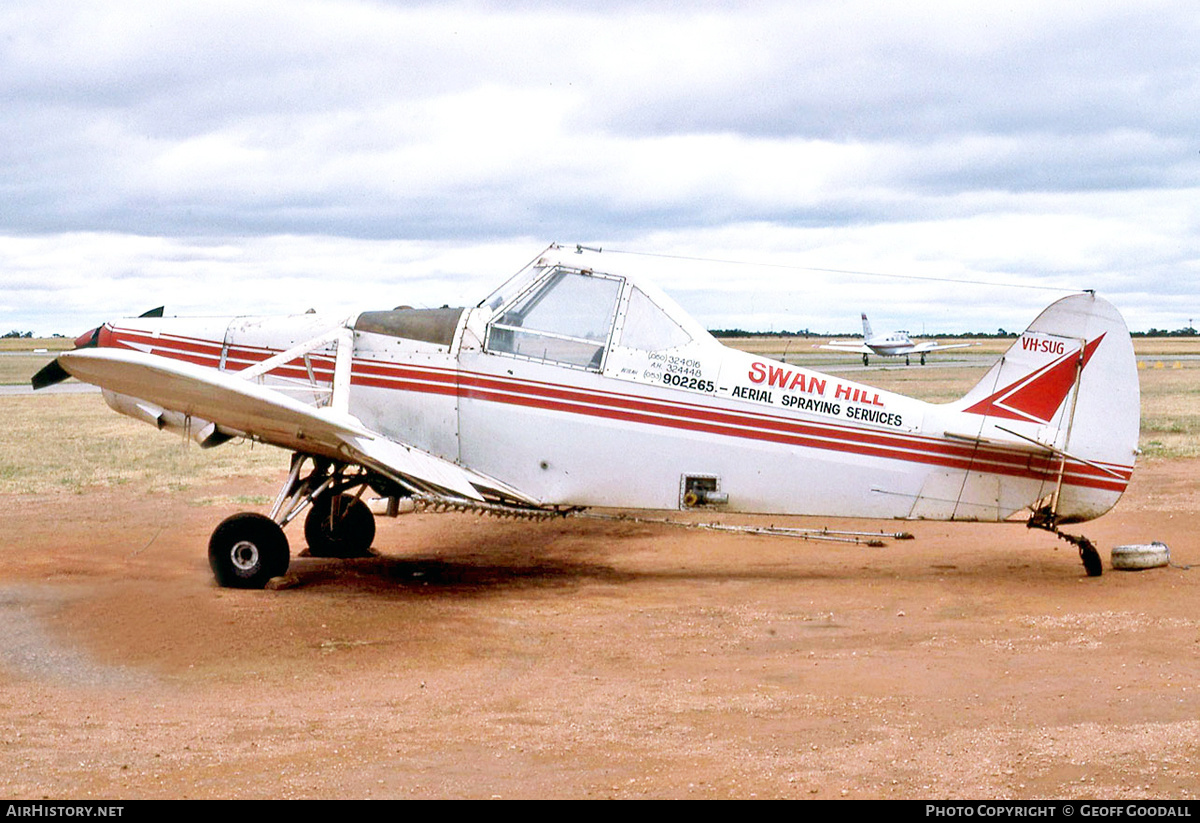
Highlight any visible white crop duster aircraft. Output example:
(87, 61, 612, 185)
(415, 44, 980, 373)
(33, 245, 1140, 586)
(819, 313, 975, 365)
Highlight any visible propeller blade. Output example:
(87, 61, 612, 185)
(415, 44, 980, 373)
(32, 322, 107, 390)
(31, 358, 72, 390)
(30, 311, 150, 390)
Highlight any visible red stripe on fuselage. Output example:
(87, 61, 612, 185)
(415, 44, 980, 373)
(102, 327, 1132, 494)
(450, 372, 1125, 492)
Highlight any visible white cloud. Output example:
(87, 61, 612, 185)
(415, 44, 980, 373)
(1, 0, 1198, 335)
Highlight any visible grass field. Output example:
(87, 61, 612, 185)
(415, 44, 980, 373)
(0, 393, 286, 495)
(0, 337, 73, 352)
(0, 336, 1195, 495)
(0, 354, 60, 385)
(0, 337, 74, 385)
(1134, 364, 1200, 460)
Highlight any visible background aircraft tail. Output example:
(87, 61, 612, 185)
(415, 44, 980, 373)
(860, 312, 873, 340)
(945, 292, 1139, 522)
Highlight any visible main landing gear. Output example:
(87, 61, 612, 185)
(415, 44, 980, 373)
(208, 512, 291, 589)
(207, 454, 388, 589)
(304, 493, 376, 559)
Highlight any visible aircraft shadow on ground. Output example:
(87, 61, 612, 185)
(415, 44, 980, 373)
(273, 519, 1076, 596)
(282, 521, 639, 595)
(287, 553, 633, 595)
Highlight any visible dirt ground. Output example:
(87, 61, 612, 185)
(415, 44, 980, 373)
(1, 460, 1198, 800)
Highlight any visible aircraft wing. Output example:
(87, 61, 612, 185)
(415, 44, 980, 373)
(909, 342, 975, 354)
(57, 348, 537, 505)
(816, 342, 872, 354)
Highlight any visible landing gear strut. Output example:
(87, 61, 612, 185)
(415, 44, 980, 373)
(207, 454, 386, 588)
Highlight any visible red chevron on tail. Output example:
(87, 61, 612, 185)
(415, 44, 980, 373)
(964, 334, 1105, 424)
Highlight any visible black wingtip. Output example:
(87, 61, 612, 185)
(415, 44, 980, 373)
(31, 358, 71, 390)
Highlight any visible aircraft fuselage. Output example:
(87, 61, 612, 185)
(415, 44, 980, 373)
(86, 258, 1135, 524)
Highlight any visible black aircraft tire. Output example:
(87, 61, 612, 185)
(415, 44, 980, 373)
(304, 494, 376, 558)
(1081, 543, 1104, 578)
(208, 512, 290, 589)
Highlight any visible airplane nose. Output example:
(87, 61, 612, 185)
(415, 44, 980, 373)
(73, 325, 102, 349)
(30, 323, 108, 389)
(32, 309, 157, 390)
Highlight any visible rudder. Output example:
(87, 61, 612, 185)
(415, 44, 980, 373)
(951, 292, 1139, 521)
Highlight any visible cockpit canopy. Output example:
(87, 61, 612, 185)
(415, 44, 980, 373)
(481, 260, 706, 372)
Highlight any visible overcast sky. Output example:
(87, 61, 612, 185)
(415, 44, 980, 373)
(3, 0, 1198, 336)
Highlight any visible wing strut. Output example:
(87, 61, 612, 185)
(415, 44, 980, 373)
(235, 327, 354, 413)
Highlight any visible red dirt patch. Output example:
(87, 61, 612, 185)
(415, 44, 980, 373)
(1, 462, 1198, 799)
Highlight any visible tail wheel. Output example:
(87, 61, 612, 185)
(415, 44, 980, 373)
(304, 494, 376, 558)
(209, 513, 290, 589)
(1080, 541, 1104, 577)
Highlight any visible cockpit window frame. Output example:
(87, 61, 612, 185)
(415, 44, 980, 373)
(612, 284, 694, 354)
(484, 264, 625, 373)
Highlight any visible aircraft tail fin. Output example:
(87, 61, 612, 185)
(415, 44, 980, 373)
(950, 292, 1139, 520)
(860, 312, 873, 340)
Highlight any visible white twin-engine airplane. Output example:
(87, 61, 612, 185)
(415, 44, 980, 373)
(33, 245, 1139, 586)
(819, 313, 975, 365)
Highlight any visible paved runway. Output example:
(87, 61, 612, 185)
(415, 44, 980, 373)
(0, 382, 99, 396)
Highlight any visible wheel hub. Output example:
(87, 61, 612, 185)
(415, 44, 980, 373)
(230, 540, 260, 572)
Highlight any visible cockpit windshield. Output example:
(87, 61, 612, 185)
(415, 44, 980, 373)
(486, 266, 623, 370)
